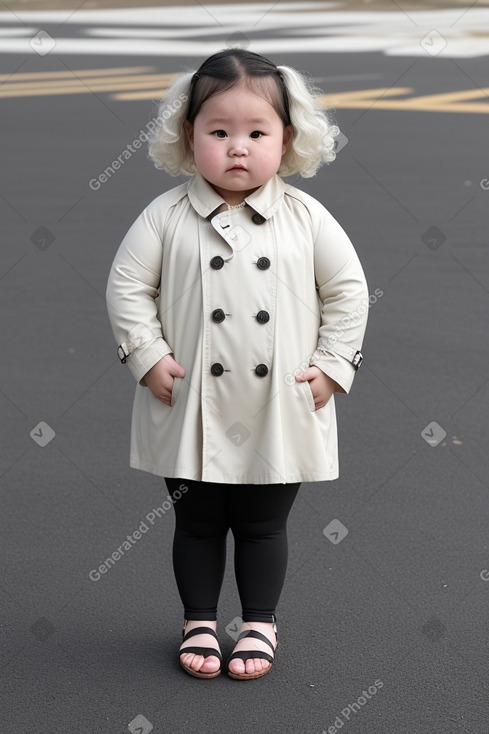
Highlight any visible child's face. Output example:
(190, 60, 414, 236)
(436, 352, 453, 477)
(184, 81, 292, 205)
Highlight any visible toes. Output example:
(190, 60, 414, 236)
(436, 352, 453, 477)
(229, 656, 271, 676)
(229, 659, 246, 674)
(201, 655, 220, 672)
(180, 651, 203, 671)
(180, 652, 194, 667)
(249, 658, 270, 674)
(191, 655, 205, 671)
(181, 651, 220, 673)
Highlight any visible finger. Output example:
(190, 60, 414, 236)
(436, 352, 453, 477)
(150, 387, 171, 404)
(164, 354, 186, 378)
(297, 367, 317, 382)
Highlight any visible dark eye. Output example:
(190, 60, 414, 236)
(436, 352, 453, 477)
(250, 131, 263, 139)
(213, 130, 227, 138)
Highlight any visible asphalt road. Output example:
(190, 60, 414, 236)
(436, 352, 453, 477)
(1, 5, 489, 734)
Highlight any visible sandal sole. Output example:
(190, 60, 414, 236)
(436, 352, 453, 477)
(180, 661, 222, 679)
(227, 664, 273, 680)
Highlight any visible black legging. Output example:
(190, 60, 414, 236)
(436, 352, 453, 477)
(164, 477, 300, 623)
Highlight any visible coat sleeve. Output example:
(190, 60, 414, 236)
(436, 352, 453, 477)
(106, 203, 173, 385)
(309, 205, 369, 394)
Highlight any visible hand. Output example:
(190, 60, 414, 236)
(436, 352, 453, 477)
(295, 366, 338, 410)
(142, 354, 186, 406)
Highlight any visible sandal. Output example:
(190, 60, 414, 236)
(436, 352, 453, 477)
(179, 622, 222, 679)
(227, 620, 278, 680)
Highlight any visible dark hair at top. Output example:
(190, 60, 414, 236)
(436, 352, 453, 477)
(185, 48, 291, 126)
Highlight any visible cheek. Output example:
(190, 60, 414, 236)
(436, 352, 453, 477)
(271, 140, 288, 164)
(267, 132, 288, 159)
(193, 137, 221, 166)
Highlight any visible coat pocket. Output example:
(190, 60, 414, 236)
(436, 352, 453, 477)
(300, 379, 316, 412)
(170, 375, 183, 407)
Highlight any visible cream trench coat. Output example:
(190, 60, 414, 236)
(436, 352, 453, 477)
(106, 171, 368, 484)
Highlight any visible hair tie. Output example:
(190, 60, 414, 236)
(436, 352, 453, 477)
(277, 69, 291, 125)
(188, 72, 199, 94)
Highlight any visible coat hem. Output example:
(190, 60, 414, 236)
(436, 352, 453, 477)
(129, 458, 338, 484)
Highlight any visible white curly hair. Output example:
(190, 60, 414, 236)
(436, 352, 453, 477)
(147, 49, 339, 179)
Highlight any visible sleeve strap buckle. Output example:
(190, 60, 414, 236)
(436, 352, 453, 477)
(117, 344, 129, 364)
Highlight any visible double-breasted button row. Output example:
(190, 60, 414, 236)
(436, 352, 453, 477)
(210, 219, 270, 377)
(210, 362, 269, 377)
(210, 255, 271, 270)
(211, 308, 269, 324)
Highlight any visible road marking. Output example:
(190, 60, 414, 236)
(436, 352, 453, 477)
(1, 68, 488, 113)
(0, 73, 175, 98)
(1, 5, 489, 59)
(0, 66, 153, 81)
(319, 87, 489, 114)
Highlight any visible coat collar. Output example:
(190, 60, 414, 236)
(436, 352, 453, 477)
(187, 170, 288, 220)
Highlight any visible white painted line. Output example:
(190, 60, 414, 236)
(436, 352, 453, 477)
(0, 6, 488, 58)
(0, 27, 36, 36)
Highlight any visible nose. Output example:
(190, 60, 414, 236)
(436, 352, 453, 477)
(228, 137, 248, 156)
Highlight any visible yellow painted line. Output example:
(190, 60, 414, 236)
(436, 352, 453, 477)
(347, 99, 489, 113)
(0, 66, 154, 82)
(113, 89, 174, 101)
(318, 88, 489, 114)
(0, 74, 176, 98)
(408, 88, 489, 103)
(1, 67, 488, 113)
(319, 88, 414, 105)
(2, 73, 175, 91)
(388, 87, 489, 113)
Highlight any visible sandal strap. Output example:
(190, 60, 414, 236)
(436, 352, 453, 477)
(179, 645, 222, 662)
(227, 649, 273, 664)
(237, 629, 275, 651)
(182, 626, 219, 643)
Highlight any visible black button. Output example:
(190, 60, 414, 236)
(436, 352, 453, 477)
(211, 362, 224, 376)
(212, 308, 225, 323)
(256, 310, 270, 324)
(252, 213, 266, 225)
(255, 364, 268, 377)
(210, 256, 224, 269)
(256, 257, 270, 270)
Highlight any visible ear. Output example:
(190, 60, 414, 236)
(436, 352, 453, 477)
(184, 120, 194, 151)
(282, 124, 293, 155)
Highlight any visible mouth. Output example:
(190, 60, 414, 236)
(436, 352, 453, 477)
(227, 165, 247, 171)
